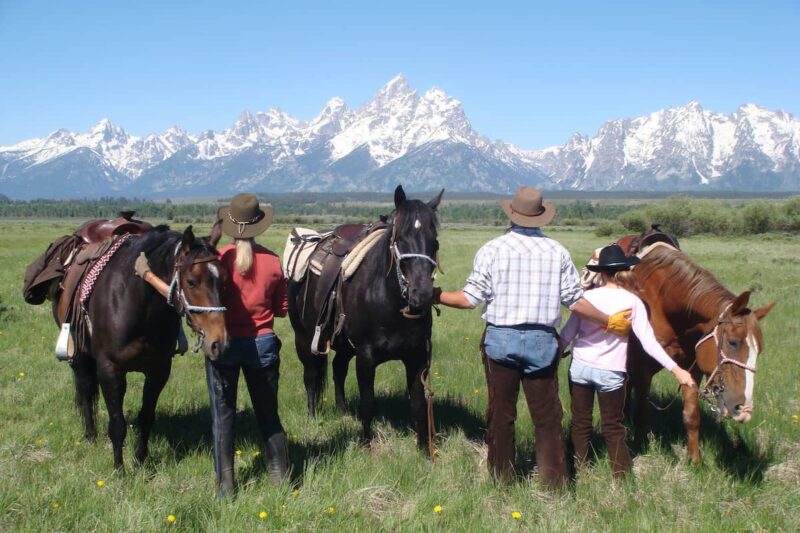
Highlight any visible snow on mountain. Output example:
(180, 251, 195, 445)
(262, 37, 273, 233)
(1, 75, 799, 199)
(525, 101, 800, 191)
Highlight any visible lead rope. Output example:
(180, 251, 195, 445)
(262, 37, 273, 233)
(421, 339, 437, 460)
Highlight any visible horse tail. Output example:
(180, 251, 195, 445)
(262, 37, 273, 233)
(71, 353, 98, 438)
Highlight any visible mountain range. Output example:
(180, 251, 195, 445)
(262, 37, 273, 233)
(1, 75, 798, 199)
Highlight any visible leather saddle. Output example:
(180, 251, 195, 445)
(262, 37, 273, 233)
(306, 221, 387, 354)
(76, 211, 153, 244)
(617, 224, 680, 256)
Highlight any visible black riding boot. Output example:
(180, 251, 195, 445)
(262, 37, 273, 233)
(243, 363, 289, 484)
(206, 358, 240, 498)
(265, 431, 290, 484)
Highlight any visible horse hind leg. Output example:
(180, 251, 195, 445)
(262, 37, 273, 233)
(134, 362, 171, 465)
(332, 349, 354, 415)
(97, 362, 128, 470)
(295, 332, 327, 416)
(71, 354, 98, 442)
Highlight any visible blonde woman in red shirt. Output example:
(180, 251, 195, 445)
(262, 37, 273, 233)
(135, 193, 289, 497)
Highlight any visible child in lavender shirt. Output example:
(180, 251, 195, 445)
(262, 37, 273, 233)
(560, 244, 694, 480)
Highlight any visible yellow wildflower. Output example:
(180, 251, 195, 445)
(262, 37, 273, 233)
(167, 514, 176, 524)
(326, 506, 336, 514)
(18, 372, 26, 378)
(511, 511, 522, 519)
(792, 415, 799, 424)
(35, 438, 45, 446)
(258, 511, 268, 519)
(51, 502, 60, 510)
(252, 451, 261, 458)
(291, 489, 300, 498)
(433, 505, 443, 513)
(96, 480, 105, 487)
(235, 449, 242, 456)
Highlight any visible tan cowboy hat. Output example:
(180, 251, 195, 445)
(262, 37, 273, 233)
(499, 186, 556, 227)
(218, 193, 273, 239)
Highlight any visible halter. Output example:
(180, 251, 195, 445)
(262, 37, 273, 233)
(694, 303, 756, 411)
(165, 243, 226, 351)
(387, 214, 439, 318)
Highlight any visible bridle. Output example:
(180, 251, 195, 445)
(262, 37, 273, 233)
(387, 214, 439, 319)
(166, 243, 226, 351)
(694, 303, 756, 412)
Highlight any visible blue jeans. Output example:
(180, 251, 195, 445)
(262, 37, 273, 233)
(569, 359, 626, 392)
(216, 333, 281, 369)
(483, 324, 558, 375)
(205, 332, 283, 492)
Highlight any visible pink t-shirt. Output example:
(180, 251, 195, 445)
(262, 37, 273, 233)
(560, 286, 676, 373)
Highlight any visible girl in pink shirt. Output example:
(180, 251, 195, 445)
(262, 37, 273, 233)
(560, 244, 694, 480)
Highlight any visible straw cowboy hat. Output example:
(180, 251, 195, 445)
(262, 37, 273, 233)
(218, 193, 273, 239)
(586, 244, 641, 273)
(499, 186, 556, 227)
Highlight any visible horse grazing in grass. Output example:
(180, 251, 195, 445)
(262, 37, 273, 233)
(617, 243, 775, 463)
(288, 186, 442, 452)
(61, 225, 228, 469)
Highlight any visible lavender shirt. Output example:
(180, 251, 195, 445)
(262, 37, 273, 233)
(560, 286, 676, 373)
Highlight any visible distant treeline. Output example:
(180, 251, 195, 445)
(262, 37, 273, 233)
(1, 195, 798, 235)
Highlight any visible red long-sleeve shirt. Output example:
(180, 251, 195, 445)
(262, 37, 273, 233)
(219, 243, 288, 338)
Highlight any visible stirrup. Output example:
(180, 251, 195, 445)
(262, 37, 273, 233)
(55, 323, 74, 362)
(311, 325, 330, 355)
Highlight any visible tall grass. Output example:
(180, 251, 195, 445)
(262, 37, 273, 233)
(1, 221, 798, 531)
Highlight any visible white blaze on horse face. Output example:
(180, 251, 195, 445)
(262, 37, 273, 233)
(414, 219, 421, 230)
(744, 332, 759, 407)
(207, 263, 219, 279)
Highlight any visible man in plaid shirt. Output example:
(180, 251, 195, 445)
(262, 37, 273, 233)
(435, 186, 631, 489)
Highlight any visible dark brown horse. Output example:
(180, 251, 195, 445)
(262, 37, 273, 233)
(288, 186, 442, 451)
(60, 225, 228, 469)
(608, 243, 775, 463)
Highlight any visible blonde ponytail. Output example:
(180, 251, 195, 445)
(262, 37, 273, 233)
(234, 238, 254, 276)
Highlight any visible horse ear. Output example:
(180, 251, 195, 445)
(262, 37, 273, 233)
(208, 219, 222, 248)
(394, 185, 406, 208)
(428, 189, 444, 210)
(730, 290, 751, 315)
(181, 225, 195, 252)
(753, 301, 776, 321)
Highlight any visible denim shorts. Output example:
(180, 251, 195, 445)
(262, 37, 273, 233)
(218, 333, 281, 369)
(569, 359, 626, 393)
(483, 324, 558, 375)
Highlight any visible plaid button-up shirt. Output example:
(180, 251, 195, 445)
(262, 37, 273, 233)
(462, 229, 584, 328)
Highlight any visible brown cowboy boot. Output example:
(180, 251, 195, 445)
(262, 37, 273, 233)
(598, 386, 632, 480)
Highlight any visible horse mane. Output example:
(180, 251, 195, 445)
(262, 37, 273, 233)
(636, 245, 734, 315)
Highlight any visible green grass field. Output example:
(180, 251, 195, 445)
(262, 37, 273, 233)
(1, 221, 798, 531)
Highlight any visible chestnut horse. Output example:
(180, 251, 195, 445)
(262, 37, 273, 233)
(61, 226, 228, 469)
(606, 243, 775, 463)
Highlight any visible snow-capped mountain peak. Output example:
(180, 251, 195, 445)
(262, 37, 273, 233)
(1, 78, 798, 199)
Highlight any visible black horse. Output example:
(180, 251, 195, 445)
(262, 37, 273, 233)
(61, 225, 228, 469)
(288, 186, 443, 450)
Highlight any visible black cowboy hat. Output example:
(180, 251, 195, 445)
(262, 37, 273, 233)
(218, 193, 273, 239)
(586, 244, 641, 273)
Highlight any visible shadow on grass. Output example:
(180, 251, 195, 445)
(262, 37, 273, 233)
(341, 390, 486, 441)
(627, 390, 772, 484)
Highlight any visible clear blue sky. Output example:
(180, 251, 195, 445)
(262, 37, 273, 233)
(1, 0, 798, 150)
